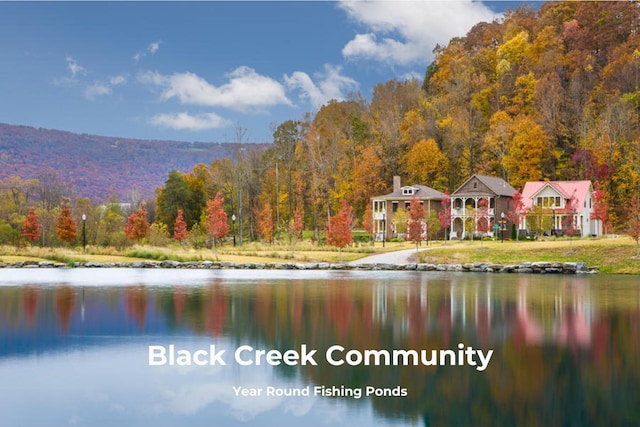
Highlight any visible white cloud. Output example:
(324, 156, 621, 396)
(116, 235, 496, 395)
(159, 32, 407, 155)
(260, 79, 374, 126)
(284, 64, 358, 109)
(84, 82, 111, 99)
(84, 75, 127, 100)
(149, 112, 231, 131)
(109, 75, 127, 86)
(148, 41, 161, 55)
(66, 56, 85, 78)
(133, 40, 162, 61)
(338, 0, 497, 66)
(139, 66, 292, 111)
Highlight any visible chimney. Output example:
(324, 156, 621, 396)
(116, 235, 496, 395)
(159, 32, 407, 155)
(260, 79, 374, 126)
(393, 176, 401, 192)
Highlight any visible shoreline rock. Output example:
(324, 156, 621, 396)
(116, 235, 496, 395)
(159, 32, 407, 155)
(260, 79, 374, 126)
(0, 260, 598, 274)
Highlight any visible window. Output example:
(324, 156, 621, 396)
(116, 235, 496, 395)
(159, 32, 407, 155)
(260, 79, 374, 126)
(536, 196, 562, 208)
(402, 187, 415, 195)
(392, 202, 398, 213)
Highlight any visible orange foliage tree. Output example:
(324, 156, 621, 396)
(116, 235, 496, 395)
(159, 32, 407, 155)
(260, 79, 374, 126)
(21, 206, 42, 243)
(326, 199, 354, 260)
(56, 201, 77, 244)
(256, 202, 274, 243)
(205, 192, 229, 248)
(124, 204, 150, 243)
(288, 207, 303, 241)
(173, 209, 188, 242)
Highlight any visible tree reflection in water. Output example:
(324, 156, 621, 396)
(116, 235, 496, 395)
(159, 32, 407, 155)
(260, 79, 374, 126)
(1, 271, 638, 426)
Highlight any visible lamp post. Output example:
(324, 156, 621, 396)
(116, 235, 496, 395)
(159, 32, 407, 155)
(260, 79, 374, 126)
(81, 214, 87, 252)
(232, 214, 236, 247)
(551, 204, 556, 237)
(500, 212, 505, 243)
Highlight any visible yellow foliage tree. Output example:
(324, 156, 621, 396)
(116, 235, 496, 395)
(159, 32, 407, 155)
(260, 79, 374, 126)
(403, 138, 449, 189)
(502, 116, 551, 188)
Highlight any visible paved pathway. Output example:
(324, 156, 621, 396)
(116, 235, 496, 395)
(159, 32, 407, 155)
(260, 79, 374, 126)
(349, 248, 423, 265)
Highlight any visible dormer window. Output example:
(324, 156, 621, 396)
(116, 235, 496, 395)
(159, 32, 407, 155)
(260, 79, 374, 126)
(402, 187, 416, 196)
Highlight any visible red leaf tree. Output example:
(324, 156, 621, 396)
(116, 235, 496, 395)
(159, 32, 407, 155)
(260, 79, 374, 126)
(407, 195, 426, 251)
(438, 189, 451, 242)
(289, 207, 303, 241)
(125, 204, 150, 243)
(21, 206, 42, 243)
(56, 202, 77, 244)
(326, 199, 354, 260)
(173, 209, 188, 242)
(205, 192, 229, 248)
(590, 181, 609, 236)
(506, 188, 526, 239)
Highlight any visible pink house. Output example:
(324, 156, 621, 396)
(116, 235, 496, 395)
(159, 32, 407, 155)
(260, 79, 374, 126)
(520, 181, 600, 237)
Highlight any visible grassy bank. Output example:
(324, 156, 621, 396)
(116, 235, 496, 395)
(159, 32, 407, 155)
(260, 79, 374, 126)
(0, 241, 410, 266)
(1, 238, 638, 274)
(418, 236, 640, 274)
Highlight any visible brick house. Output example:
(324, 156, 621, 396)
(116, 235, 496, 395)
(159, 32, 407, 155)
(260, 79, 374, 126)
(450, 174, 516, 240)
(371, 176, 445, 241)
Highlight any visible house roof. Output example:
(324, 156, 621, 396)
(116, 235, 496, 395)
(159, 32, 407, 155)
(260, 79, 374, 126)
(452, 174, 516, 197)
(522, 181, 593, 212)
(373, 184, 446, 201)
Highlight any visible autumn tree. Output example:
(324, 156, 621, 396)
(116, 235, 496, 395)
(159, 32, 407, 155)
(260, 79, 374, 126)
(438, 189, 452, 242)
(124, 204, 150, 243)
(407, 196, 426, 251)
(403, 138, 449, 189)
(205, 192, 229, 248)
(502, 116, 551, 188)
(326, 199, 354, 260)
(21, 206, 42, 243)
(506, 189, 526, 240)
(256, 202, 274, 243)
(590, 182, 609, 236)
(173, 209, 188, 243)
(55, 201, 77, 245)
(288, 206, 304, 242)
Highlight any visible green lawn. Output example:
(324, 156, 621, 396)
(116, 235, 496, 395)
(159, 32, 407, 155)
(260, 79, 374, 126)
(417, 236, 640, 274)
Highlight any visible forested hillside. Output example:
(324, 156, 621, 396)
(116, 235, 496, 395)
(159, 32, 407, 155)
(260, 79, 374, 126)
(0, 123, 242, 201)
(235, 1, 639, 235)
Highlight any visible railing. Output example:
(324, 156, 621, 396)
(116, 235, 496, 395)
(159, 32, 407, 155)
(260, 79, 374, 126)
(373, 212, 385, 220)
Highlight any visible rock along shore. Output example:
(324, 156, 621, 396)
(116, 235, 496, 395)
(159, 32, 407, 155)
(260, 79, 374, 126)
(0, 260, 598, 274)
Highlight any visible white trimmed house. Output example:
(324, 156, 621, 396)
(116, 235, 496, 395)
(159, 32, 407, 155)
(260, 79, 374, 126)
(450, 175, 516, 240)
(520, 181, 600, 237)
(371, 176, 445, 241)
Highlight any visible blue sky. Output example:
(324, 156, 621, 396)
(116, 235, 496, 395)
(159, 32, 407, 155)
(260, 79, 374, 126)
(0, 1, 530, 143)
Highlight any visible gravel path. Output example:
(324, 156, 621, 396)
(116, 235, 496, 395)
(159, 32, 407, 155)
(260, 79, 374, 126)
(349, 248, 423, 265)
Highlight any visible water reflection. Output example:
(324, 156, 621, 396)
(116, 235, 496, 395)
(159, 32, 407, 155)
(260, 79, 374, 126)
(0, 270, 639, 426)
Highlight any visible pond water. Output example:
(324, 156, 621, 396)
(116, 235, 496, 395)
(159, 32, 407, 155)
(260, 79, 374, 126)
(1, 268, 639, 426)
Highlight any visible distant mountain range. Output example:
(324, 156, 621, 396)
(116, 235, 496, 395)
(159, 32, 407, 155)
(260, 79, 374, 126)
(0, 123, 254, 202)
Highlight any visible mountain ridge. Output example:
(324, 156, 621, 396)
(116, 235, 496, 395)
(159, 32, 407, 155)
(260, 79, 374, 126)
(0, 122, 256, 202)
